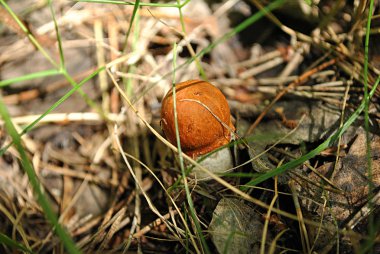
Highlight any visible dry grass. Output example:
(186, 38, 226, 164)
(0, 0, 379, 253)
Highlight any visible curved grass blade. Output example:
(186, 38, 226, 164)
(0, 67, 105, 156)
(172, 42, 209, 253)
(48, 0, 65, 69)
(1, 1, 105, 119)
(122, 0, 140, 52)
(0, 69, 61, 88)
(0, 101, 81, 253)
(0, 0, 57, 68)
(242, 74, 380, 190)
(0, 232, 34, 254)
(132, 0, 286, 104)
(362, 0, 376, 251)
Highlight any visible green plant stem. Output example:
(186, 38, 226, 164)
(243, 74, 380, 190)
(0, 232, 34, 254)
(172, 43, 208, 254)
(48, 0, 65, 68)
(0, 67, 105, 157)
(0, 98, 81, 254)
(0, 69, 61, 87)
(176, 0, 207, 80)
(0, 0, 57, 68)
(122, 0, 140, 52)
(363, 0, 375, 251)
(132, 0, 285, 104)
(0, 1, 106, 120)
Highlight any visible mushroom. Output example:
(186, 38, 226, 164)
(161, 79, 235, 180)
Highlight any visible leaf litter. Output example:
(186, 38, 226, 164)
(0, 0, 379, 253)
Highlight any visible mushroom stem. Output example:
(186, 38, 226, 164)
(191, 146, 233, 181)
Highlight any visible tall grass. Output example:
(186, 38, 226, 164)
(1, 0, 377, 253)
(0, 0, 285, 252)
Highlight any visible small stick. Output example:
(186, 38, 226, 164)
(234, 49, 282, 69)
(239, 57, 284, 79)
(257, 76, 298, 85)
(132, 211, 176, 238)
(245, 58, 337, 136)
(0, 112, 125, 126)
(289, 180, 311, 253)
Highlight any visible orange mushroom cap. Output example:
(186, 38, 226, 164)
(161, 80, 235, 158)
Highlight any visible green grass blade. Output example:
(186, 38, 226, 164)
(359, 216, 380, 253)
(172, 43, 209, 253)
(210, 0, 285, 47)
(242, 74, 380, 190)
(21, 67, 104, 135)
(202, 0, 285, 55)
(0, 102, 81, 254)
(0, 232, 34, 254)
(0, 0, 57, 68)
(122, 0, 140, 52)
(362, 0, 376, 251)
(48, 0, 65, 69)
(132, 0, 286, 103)
(176, 0, 207, 80)
(179, 0, 190, 8)
(304, 0, 312, 5)
(124, 3, 140, 96)
(1, 0, 104, 116)
(0, 69, 61, 87)
(0, 67, 105, 156)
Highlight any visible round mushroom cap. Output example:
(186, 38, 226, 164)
(161, 80, 235, 158)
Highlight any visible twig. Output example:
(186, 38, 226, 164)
(245, 58, 337, 136)
(132, 211, 177, 239)
(239, 57, 284, 79)
(260, 174, 280, 254)
(289, 180, 311, 253)
(0, 112, 125, 126)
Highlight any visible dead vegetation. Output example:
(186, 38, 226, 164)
(0, 0, 379, 253)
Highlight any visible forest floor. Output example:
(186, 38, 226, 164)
(0, 0, 379, 253)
